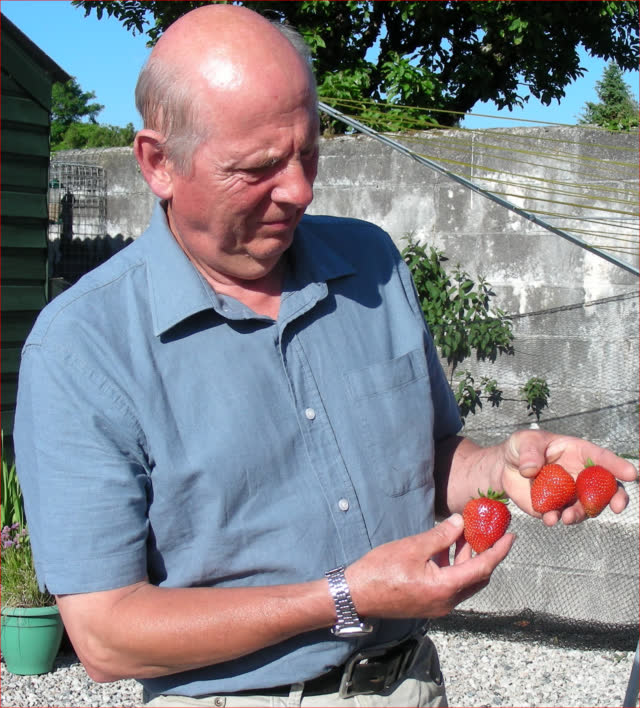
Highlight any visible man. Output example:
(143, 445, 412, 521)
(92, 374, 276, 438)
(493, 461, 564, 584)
(14, 6, 636, 707)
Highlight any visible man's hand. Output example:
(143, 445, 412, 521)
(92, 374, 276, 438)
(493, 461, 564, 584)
(346, 514, 514, 620)
(501, 430, 638, 526)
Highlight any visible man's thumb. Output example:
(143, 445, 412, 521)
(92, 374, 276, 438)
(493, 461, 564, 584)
(432, 513, 464, 547)
(429, 514, 465, 566)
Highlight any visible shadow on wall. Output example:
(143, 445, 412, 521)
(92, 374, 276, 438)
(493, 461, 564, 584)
(48, 233, 134, 298)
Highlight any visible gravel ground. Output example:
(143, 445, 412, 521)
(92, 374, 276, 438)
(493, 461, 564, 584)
(429, 627, 637, 708)
(2, 620, 638, 708)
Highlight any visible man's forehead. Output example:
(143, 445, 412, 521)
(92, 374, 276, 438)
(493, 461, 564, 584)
(215, 110, 320, 162)
(201, 76, 319, 141)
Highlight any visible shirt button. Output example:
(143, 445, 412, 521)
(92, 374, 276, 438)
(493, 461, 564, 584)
(338, 498, 350, 512)
(305, 407, 316, 420)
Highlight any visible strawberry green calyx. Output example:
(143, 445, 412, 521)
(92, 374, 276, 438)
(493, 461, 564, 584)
(477, 488, 509, 504)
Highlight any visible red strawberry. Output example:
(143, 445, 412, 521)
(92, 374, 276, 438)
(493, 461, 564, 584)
(576, 458, 618, 518)
(462, 488, 511, 553)
(530, 463, 576, 513)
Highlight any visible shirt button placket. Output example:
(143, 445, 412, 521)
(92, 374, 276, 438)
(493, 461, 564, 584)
(304, 407, 316, 420)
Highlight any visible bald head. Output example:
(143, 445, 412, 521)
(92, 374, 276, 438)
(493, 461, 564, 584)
(135, 5, 316, 173)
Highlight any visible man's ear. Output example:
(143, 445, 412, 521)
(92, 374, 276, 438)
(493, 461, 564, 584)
(134, 129, 174, 200)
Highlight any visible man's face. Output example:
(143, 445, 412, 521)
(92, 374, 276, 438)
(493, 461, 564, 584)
(165, 75, 320, 284)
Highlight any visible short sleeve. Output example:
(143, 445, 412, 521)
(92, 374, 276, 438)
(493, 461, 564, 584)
(14, 342, 150, 594)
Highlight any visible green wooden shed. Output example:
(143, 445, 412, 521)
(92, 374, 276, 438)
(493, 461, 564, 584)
(1, 15, 70, 449)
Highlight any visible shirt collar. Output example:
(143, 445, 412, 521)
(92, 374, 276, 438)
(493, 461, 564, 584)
(143, 204, 356, 336)
(144, 202, 217, 337)
(288, 214, 356, 287)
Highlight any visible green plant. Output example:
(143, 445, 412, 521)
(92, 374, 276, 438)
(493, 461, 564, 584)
(402, 239, 515, 420)
(1, 432, 53, 609)
(1, 432, 25, 530)
(1, 524, 55, 608)
(521, 376, 551, 422)
(403, 239, 553, 424)
(402, 240, 514, 376)
(454, 372, 504, 420)
(454, 371, 483, 419)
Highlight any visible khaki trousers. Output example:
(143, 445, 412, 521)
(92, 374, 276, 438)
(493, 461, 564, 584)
(145, 640, 448, 708)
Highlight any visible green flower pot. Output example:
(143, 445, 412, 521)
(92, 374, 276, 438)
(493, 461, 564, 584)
(1, 605, 64, 675)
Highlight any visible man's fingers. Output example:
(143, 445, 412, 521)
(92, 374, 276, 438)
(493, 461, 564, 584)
(461, 532, 515, 570)
(453, 537, 473, 564)
(479, 531, 515, 563)
(443, 532, 515, 605)
(542, 509, 563, 527)
(609, 485, 630, 513)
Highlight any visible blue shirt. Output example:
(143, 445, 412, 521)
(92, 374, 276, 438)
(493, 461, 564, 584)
(14, 203, 461, 697)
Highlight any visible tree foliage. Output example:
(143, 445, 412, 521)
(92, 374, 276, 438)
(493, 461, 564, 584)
(73, 0, 639, 131)
(51, 78, 135, 151)
(53, 122, 137, 152)
(51, 78, 103, 146)
(579, 61, 639, 131)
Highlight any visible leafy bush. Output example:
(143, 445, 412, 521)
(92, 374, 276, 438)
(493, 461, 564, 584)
(521, 377, 551, 423)
(402, 238, 550, 423)
(1, 432, 25, 530)
(401, 240, 514, 374)
(1, 434, 52, 608)
(1, 524, 55, 608)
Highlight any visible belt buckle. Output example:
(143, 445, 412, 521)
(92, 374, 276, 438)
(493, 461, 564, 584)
(338, 636, 420, 699)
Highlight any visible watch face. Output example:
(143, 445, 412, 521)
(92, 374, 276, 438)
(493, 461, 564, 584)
(332, 624, 373, 637)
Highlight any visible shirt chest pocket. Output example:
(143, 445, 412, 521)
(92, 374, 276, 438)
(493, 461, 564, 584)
(344, 348, 435, 497)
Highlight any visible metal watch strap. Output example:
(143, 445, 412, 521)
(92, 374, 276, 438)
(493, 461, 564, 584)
(325, 566, 373, 637)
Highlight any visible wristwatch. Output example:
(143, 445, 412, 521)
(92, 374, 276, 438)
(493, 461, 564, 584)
(325, 566, 373, 637)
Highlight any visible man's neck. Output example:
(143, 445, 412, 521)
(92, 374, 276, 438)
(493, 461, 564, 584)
(207, 261, 284, 320)
(165, 203, 284, 320)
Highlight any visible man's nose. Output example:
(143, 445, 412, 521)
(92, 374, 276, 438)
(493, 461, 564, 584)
(271, 159, 315, 208)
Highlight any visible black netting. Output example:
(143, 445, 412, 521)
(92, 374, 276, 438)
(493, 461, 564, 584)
(462, 291, 639, 456)
(444, 291, 639, 635)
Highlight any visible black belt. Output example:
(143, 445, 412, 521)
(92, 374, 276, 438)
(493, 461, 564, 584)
(232, 662, 345, 697)
(231, 630, 428, 699)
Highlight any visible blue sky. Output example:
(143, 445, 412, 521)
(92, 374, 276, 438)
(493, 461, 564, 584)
(2, 0, 638, 130)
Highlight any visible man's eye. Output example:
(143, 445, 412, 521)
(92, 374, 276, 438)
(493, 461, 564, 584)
(245, 158, 280, 174)
(302, 146, 319, 161)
